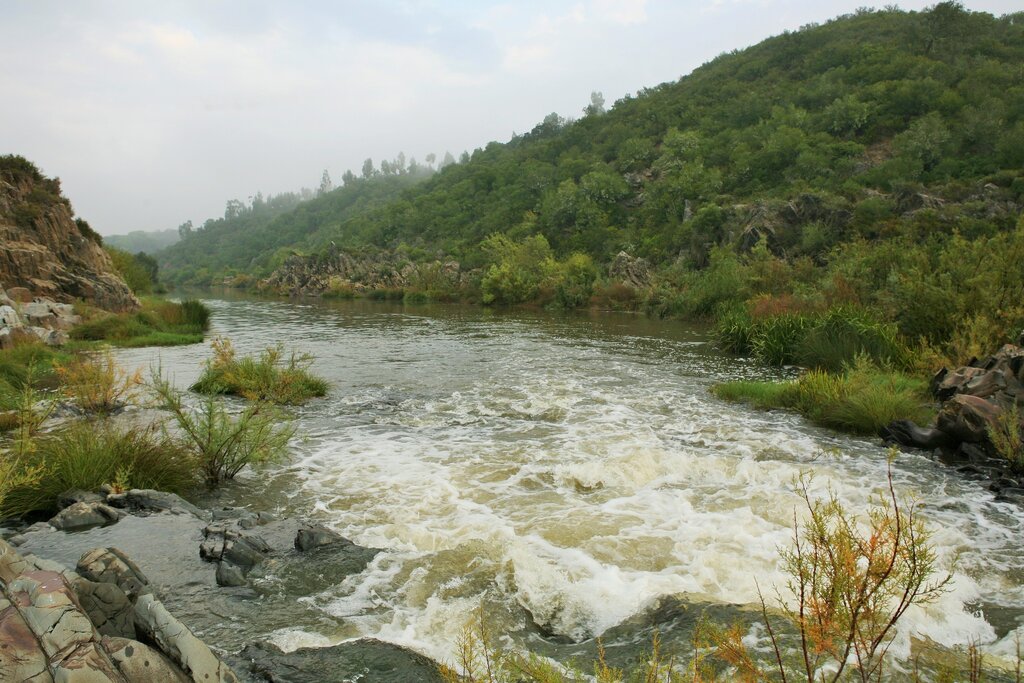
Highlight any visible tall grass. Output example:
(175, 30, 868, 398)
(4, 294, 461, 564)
(1, 422, 196, 517)
(191, 338, 328, 405)
(713, 357, 934, 435)
(70, 298, 211, 347)
(715, 305, 910, 371)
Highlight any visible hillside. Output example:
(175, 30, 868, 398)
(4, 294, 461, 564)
(105, 228, 179, 255)
(0, 155, 138, 312)
(160, 3, 1023, 285)
(159, 169, 435, 286)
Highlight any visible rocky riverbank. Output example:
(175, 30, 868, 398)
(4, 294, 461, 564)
(884, 337, 1024, 499)
(0, 283, 82, 349)
(1, 487, 438, 682)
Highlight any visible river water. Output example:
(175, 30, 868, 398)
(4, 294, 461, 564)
(113, 295, 1024, 675)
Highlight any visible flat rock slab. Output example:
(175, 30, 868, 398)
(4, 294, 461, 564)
(234, 639, 444, 683)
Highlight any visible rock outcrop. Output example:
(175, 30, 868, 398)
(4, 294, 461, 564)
(0, 538, 238, 682)
(884, 340, 1024, 487)
(0, 157, 139, 312)
(258, 244, 465, 297)
(0, 284, 82, 349)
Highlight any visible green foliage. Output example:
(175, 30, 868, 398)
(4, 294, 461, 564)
(103, 228, 180, 254)
(480, 234, 557, 305)
(151, 371, 295, 487)
(70, 298, 209, 347)
(717, 306, 910, 371)
(714, 357, 934, 435)
(191, 338, 328, 405)
(106, 246, 156, 294)
(988, 405, 1024, 473)
(1, 422, 196, 517)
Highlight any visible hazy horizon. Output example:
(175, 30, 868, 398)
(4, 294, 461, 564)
(3, 0, 1020, 236)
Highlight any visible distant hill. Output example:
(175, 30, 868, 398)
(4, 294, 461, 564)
(161, 3, 1024, 287)
(105, 228, 179, 255)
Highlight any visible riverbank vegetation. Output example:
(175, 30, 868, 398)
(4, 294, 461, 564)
(0, 335, 313, 516)
(70, 297, 211, 347)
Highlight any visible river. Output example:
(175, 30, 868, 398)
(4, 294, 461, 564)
(110, 295, 1024, 677)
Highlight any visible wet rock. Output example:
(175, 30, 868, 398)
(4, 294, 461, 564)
(236, 639, 444, 683)
(49, 501, 127, 531)
(103, 636, 190, 682)
(881, 419, 950, 449)
(996, 487, 1024, 505)
(200, 525, 270, 569)
(215, 562, 247, 588)
(134, 593, 239, 682)
(294, 524, 346, 552)
(106, 489, 208, 519)
(77, 547, 152, 601)
(936, 394, 1002, 444)
(0, 594, 52, 682)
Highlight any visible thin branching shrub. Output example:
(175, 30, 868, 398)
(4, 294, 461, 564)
(152, 371, 294, 486)
(55, 349, 141, 414)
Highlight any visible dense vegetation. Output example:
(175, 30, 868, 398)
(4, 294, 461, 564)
(158, 5, 1023, 370)
(71, 298, 211, 347)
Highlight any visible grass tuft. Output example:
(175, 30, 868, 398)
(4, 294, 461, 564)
(70, 298, 210, 347)
(191, 338, 328, 405)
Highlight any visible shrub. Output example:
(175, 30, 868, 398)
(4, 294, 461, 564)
(702, 461, 950, 682)
(988, 405, 1024, 472)
(151, 371, 294, 487)
(190, 338, 328, 405)
(70, 299, 209, 347)
(0, 422, 196, 517)
(714, 357, 933, 435)
(55, 349, 141, 414)
(794, 307, 910, 371)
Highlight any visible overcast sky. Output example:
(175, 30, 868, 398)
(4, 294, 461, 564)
(1, 1, 1019, 235)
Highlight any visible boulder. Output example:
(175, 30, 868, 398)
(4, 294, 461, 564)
(134, 593, 239, 682)
(608, 251, 651, 289)
(200, 525, 270, 569)
(106, 489, 208, 519)
(0, 303, 19, 327)
(6, 286, 33, 303)
(294, 524, 346, 552)
(936, 394, 1003, 444)
(881, 419, 951, 450)
(49, 501, 126, 531)
(57, 489, 107, 510)
(215, 562, 247, 588)
(77, 548, 152, 601)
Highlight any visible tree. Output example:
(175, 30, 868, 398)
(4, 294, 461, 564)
(425, 152, 437, 168)
(584, 90, 606, 116)
(177, 220, 193, 240)
(318, 169, 333, 196)
(361, 158, 375, 179)
(341, 170, 356, 186)
(442, 151, 456, 168)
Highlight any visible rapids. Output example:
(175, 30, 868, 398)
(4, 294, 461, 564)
(112, 295, 1024, 675)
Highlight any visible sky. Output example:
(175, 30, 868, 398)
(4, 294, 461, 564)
(1, 1, 1019, 236)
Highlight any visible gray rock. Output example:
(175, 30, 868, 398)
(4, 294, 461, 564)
(0, 304, 19, 327)
(77, 547, 151, 601)
(235, 638, 444, 683)
(49, 502, 126, 531)
(881, 419, 950, 450)
(57, 489, 107, 510)
(215, 562, 247, 588)
(103, 636, 190, 682)
(294, 525, 347, 552)
(200, 525, 270, 569)
(133, 594, 239, 682)
(106, 489, 208, 519)
(0, 595, 52, 682)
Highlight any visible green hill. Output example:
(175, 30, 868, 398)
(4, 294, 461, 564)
(160, 3, 1024, 362)
(105, 229, 179, 255)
